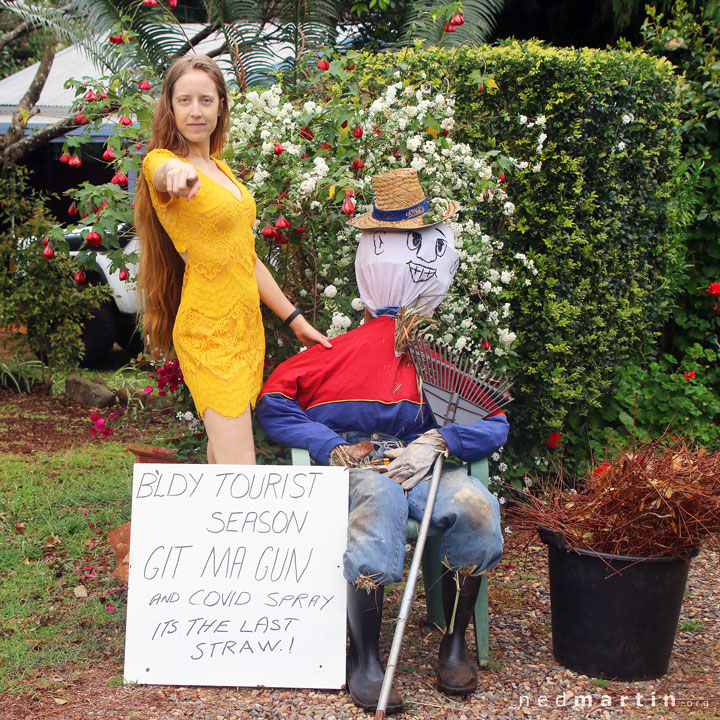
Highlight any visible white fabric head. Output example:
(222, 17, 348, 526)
(355, 223, 459, 316)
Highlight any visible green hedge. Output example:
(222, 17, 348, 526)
(356, 41, 683, 478)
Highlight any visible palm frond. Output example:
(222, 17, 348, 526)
(396, 0, 504, 49)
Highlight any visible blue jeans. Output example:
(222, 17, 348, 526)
(344, 463, 503, 586)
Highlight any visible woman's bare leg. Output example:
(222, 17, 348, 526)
(203, 406, 256, 464)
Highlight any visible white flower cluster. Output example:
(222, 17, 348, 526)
(227, 77, 543, 355)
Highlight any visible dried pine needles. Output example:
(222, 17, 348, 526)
(507, 438, 720, 558)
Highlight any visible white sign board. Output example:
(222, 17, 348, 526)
(123, 464, 349, 688)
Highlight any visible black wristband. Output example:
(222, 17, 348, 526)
(283, 307, 303, 326)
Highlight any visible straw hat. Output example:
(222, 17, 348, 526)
(348, 167, 459, 230)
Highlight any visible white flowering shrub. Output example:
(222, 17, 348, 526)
(227, 70, 536, 363)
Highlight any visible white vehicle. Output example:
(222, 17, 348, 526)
(67, 223, 141, 366)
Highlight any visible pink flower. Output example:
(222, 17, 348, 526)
(105, 604, 115, 612)
(143, 386, 154, 394)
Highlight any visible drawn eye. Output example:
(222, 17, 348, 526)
(407, 232, 422, 252)
(435, 238, 447, 257)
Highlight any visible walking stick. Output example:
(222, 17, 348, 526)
(374, 340, 514, 720)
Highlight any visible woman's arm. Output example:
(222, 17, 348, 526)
(254, 259, 332, 349)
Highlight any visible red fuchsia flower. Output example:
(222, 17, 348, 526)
(352, 126, 363, 139)
(74, 270, 86, 283)
(299, 126, 314, 141)
(118, 268, 129, 281)
(119, 114, 132, 126)
(480, 339, 491, 351)
(544, 431, 562, 449)
(443, 23, 456, 32)
(451, 12, 465, 25)
(83, 89, 97, 101)
(42, 237, 48, 246)
(111, 172, 128, 186)
(273, 142, 285, 155)
(352, 158, 365, 170)
(68, 202, 78, 215)
(498, 172, 506, 182)
(100, 90, 109, 100)
(706, 282, 720, 297)
(59, 152, 70, 164)
(138, 79, 152, 90)
(85, 230, 102, 247)
(43, 245, 55, 259)
(68, 154, 82, 167)
(317, 58, 330, 70)
(344, 188, 356, 198)
(342, 197, 356, 215)
(261, 225, 278, 240)
(275, 215, 291, 229)
(684, 370, 696, 380)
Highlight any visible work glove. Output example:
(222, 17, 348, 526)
(330, 441, 375, 467)
(380, 430, 447, 490)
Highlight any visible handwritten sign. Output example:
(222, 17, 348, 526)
(123, 464, 349, 688)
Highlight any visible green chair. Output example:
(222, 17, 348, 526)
(290, 447, 490, 666)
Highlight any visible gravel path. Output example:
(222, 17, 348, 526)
(4, 536, 718, 720)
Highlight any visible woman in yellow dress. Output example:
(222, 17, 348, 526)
(134, 55, 330, 464)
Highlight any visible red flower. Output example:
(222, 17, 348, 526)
(85, 231, 102, 247)
(480, 339, 491, 351)
(102, 147, 115, 161)
(138, 79, 152, 90)
(344, 188, 356, 198)
(59, 152, 70, 164)
(451, 12, 465, 26)
(684, 370, 696, 380)
(83, 89, 97, 101)
(74, 270, 86, 283)
(299, 126, 314, 141)
(544, 432, 562, 449)
(706, 282, 720, 297)
(352, 158, 365, 170)
(118, 114, 132, 126)
(261, 225, 278, 239)
(118, 268, 129, 281)
(443, 23, 456, 32)
(143, 0, 157, 5)
(68, 202, 78, 216)
(15, 523, 25, 532)
(68, 154, 82, 167)
(43, 245, 55, 259)
(293, 226, 306, 235)
(342, 197, 356, 215)
(498, 173, 506, 182)
(317, 59, 330, 71)
(274, 142, 285, 155)
(168, 0, 177, 6)
(300, 153, 309, 159)
(111, 172, 128, 186)
(593, 463, 611, 476)
(319, 142, 332, 150)
(352, 126, 363, 139)
(275, 215, 291, 229)
(108, 35, 124, 45)
(274, 231, 288, 245)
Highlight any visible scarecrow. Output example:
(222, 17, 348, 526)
(256, 168, 508, 714)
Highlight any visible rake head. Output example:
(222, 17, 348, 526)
(407, 338, 515, 426)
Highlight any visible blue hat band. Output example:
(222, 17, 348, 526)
(372, 198, 429, 223)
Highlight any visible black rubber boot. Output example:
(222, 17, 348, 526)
(346, 583, 403, 715)
(437, 570, 483, 696)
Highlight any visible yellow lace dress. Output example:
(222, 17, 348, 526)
(142, 148, 264, 419)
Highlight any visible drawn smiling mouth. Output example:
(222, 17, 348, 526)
(407, 261, 437, 283)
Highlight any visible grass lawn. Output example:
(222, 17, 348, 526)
(0, 442, 133, 693)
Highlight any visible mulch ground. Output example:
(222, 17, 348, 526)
(1, 389, 719, 720)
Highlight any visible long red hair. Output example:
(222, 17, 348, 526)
(135, 54, 230, 354)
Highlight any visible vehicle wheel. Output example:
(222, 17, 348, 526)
(80, 302, 117, 368)
(116, 319, 143, 357)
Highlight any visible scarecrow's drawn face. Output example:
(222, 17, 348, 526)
(356, 223, 459, 315)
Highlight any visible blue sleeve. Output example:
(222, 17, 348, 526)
(437, 413, 509, 463)
(255, 393, 348, 465)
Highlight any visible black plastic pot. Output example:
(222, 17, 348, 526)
(539, 528, 693, 681)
